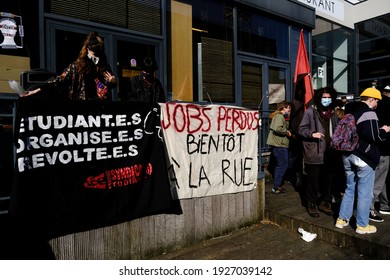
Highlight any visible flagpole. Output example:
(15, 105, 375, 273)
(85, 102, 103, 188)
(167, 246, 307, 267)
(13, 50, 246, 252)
(297, 29, 319, 153)
(307, 63, 320, 154)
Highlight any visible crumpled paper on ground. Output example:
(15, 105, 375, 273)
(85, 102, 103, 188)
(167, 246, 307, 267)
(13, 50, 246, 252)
(298, 227, 317, 242)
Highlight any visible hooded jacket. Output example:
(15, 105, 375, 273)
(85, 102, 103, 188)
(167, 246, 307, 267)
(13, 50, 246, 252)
(345, 101, 388, 169)
(266, 111, 290, 148)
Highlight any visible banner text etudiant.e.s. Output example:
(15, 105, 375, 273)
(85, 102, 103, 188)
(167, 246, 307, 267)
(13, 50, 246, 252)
(10, 97, 182, 240)
(160, 103, 259, 199)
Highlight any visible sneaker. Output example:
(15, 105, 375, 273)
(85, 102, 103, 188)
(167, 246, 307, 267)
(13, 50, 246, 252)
(307, 202, 320, 218)
(335, 218, 349, 229)
(356, 224, 377, 234)
(379, 209, 390, 215)
(369, 211, 384, 222)
(318, 201, 333, 216)
(271, 187, 285, 194)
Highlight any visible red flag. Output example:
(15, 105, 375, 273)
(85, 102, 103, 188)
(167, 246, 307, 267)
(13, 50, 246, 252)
(290, 29, 314, 133)
(293, 29, 314, 110)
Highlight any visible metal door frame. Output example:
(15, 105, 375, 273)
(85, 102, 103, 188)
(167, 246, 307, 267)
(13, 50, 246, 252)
(237, 55, 291, 178)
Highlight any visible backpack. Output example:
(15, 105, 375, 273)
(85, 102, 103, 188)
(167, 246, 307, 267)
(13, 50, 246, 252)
(330, 113, 359, 151)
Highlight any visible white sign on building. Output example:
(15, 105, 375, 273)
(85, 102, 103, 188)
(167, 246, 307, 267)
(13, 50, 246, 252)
(298, 0, 345, 21)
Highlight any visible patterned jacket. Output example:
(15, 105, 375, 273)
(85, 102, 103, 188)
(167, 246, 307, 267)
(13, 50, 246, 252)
(44, 60, 116, 100)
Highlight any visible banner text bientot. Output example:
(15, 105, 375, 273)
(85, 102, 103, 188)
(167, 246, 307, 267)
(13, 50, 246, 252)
(160, 103, 259, 199)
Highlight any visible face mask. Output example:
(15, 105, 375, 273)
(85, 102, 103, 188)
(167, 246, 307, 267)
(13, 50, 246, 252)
(87, 52, 100, 65)
(321, 98, 332, 107)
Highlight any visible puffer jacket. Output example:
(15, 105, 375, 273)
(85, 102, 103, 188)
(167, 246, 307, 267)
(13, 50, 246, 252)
(298, 105, 338, 164)
(266, 111, 290, 148)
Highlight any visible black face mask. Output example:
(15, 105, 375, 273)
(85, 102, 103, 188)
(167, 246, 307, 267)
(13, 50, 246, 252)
(94, 50, 103, 58)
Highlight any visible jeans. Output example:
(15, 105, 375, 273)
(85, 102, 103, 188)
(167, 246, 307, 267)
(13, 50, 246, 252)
(339, 154, 375, 227)
(372, 155, 390, 211)
(272, 147, 288, 189)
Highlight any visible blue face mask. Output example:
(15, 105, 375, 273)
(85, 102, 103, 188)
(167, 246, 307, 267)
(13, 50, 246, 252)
(321, 98, 332, 107)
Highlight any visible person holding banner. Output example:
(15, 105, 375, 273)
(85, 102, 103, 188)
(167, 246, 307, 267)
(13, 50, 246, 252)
(23, 32, 117, 100)
(122, 56, 165, 103)
(298, 87, 338, 218)
(266, 100, 292, 194)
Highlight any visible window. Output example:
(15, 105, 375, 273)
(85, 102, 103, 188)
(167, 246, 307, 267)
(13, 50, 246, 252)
(169, 0, 234, 103)
(312, 18, 354, 95)
(241, 62, 262, 109)
(237, 8, 289, 60)
(356, 15, 390, 90)
(46, 0, 162, 35)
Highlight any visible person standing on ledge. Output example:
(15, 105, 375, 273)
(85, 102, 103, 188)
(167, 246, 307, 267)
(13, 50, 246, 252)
(335, 87, 390, 234)
(123, 56, 165, 104)
(368, 85, 390, 223)
(298, 87, 338, 218)
(23, 32, 117, 100)
(266, 100, 292, 194)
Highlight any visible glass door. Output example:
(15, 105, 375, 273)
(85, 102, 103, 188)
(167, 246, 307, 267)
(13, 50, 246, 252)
(238, 57, 290, 177)
(241, 61, 264, 110)
(240, 60, 289, 110)
(115, 38, 159, 101)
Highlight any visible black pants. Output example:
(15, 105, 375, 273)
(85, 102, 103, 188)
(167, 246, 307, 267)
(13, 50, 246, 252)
(304, 162, 333, 204)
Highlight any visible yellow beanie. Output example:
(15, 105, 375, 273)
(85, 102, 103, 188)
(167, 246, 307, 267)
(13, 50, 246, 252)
(360, 87, 382, 100)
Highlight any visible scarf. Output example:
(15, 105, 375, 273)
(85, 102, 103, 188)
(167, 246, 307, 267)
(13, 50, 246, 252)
(317, 107, 333, 121)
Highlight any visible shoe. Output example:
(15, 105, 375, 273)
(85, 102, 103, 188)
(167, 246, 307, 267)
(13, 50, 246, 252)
(356, 225, 377, 234)
(318, 201, 333, 216)
(307, 202, 320, 218)
(335, 218, 349, 229)
(369, 211, 384, 222)
(271, 187, 285, 194)
(379, 209, 390, 215)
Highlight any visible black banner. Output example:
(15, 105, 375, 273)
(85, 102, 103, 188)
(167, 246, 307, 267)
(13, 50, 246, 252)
(10, 97, 182, 240)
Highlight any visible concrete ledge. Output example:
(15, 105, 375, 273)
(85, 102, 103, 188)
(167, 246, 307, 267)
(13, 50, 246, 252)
(265, 208, 390, 259)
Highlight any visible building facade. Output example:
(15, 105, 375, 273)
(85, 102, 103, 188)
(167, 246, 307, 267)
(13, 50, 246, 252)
(304, 0, 390, 96)
(0, 0, 389, 214)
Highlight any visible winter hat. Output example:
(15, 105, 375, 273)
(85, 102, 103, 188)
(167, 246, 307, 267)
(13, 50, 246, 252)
(360, 87, 382, 100)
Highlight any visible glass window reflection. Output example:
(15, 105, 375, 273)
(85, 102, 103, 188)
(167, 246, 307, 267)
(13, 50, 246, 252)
(237, 9, 289, 60)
